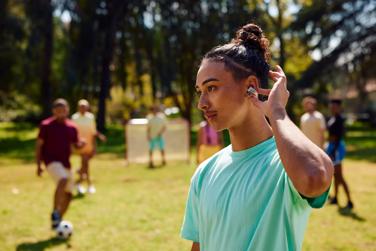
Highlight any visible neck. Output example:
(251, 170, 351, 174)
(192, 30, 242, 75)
(228, 109, 273, 151)
(55, 117, 66, 123)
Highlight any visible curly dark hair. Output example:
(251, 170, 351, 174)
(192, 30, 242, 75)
(202, 23, 270, 88)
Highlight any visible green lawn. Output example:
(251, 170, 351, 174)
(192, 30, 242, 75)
(0, 122, 375, 251)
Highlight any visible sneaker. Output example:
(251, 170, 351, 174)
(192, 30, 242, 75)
(51, 210, 61, 229)
(346, 201, 354, 210)
(329, 197, 338, 205)
(77, 184, 86, 194)
(88, 185, 96, 194)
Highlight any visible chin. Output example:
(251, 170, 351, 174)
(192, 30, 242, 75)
(207, 120, 225, 132)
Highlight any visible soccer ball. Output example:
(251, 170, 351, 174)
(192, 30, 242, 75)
(55, 220, 73, 239)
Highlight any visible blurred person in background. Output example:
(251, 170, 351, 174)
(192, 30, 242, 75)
(72, 99, 106, 194)
(197, 119, 223, 164)
(300, 96, 326, 149)
(147, 105, 167, 168)
(326, 99, 354, 209)
(36, 98, 85, 229)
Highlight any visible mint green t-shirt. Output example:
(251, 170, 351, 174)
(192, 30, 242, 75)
(181, 137, 328, 251)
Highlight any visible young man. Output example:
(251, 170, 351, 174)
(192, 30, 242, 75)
(72, 99, 106, 194)
(326, 99, 354, 209)
(181, 23, 333, 251)
(36, 98, 85, 229)
(300, 96, 326, 149)
(147, 105, 167, 168)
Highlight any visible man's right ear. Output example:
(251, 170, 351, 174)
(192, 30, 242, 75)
(246, 86, 257, 96)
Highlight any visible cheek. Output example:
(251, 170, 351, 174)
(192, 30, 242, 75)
(215, 88, 245, 116)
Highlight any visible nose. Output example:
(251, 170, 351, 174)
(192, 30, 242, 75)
(197, 93, 209, 111)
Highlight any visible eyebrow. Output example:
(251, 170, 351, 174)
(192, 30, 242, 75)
(195, 78, 220, 89)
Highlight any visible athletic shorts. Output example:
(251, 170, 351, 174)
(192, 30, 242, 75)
(326, 141, 346, 166)
(46, 162, 74, 193)
(149, 136, 165, 151)
(198, 145, 222, 164)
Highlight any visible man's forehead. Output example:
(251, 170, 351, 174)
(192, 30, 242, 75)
(196, 62, 227, 85)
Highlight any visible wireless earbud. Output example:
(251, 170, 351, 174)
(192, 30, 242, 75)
(246, 86, 257, 96)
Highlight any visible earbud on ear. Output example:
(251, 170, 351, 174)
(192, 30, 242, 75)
(247, 86, 257, 96)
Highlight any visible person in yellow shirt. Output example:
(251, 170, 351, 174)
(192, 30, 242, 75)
(72, 99, 106, 194)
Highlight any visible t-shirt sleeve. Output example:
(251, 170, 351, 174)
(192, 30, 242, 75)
(181, 178, 200, 242)
(319, 114, 326, 130)
(286, 175, 330, 209)
(38, 123, 47, 140)
(71, 126, 79, 144)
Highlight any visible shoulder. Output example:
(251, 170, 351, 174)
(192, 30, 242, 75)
(40, 117, 54, 126)
(85, 112, 95, 119)
(313, 111, 324, 118)
(191, 146, 231, 187)
(157, 113, 167, 121)
(300, 113, 309, 121)
(199, 121, 207, 127)
(314, 111, 325, 119)
(65, 119, 78, 130)
(71, 113, 79, 120)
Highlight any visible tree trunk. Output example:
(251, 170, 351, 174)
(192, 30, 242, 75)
(97, 18, 116, 132)
(41, 0, 53, 118)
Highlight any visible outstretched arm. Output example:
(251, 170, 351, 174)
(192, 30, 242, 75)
(35, 138, 44, 177)
(250, 66, 333, 197)
(191, 242, 200, 251)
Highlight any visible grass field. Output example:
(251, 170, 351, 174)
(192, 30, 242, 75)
(0, 122, 375, 251)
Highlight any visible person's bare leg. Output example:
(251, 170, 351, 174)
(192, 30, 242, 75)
(149, 150, 154, 168)
(54, 178, 68, 214)
(333, 166, 340, 199)
(337, 164, 353, 205)
(329, 166, 340, 205)
(76, 156, 85, 185)
(51, 178, 68, 228)
(82, 155, 90, 185)
(86, 159, 91, 186)
(161, 149, 166, 166)
(60, 192, 72, 217)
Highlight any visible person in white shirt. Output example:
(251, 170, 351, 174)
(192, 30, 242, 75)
(72, 99, 106, 194)
(300, 96, 326, 149)
(147, 105, 167, 168)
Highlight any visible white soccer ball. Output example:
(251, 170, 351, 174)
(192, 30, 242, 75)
(55, 220, 73, 239)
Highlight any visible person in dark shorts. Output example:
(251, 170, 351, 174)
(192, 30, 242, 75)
(36, 98, 85, 229)
(326, 99, 354, 209)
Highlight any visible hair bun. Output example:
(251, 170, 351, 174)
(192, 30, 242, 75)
(234, 23, 270, 61)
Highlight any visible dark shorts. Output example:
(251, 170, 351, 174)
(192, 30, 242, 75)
(326, 140, 346, 165)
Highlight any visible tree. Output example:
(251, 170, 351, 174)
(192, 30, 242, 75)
(24, 0, 54, 118)
(291, 0, 376, 90)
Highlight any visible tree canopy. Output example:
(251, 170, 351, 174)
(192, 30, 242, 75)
(1, 0, 375, 128)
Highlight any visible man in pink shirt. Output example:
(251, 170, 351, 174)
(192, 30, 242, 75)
(36, 98, 85, 229)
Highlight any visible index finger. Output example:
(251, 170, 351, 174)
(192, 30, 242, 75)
(273, 65, 286, 77)
(257, 88, 271, 96)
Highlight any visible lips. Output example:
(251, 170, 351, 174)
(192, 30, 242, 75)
(204, 111, 217, 120)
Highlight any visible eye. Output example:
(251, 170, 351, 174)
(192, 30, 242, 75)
(207, 85, 217, 92)
(195, 89, 202, 96)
